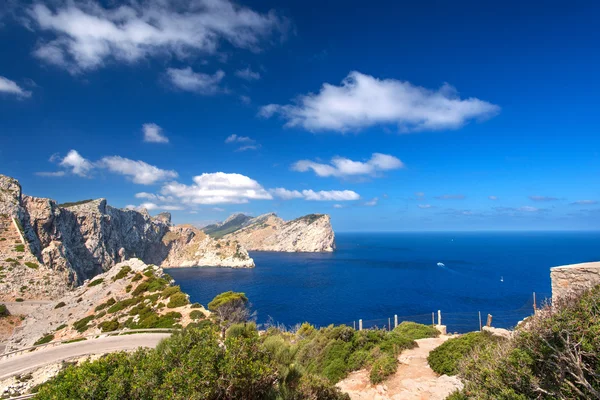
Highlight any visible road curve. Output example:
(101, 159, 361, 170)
(0, 333, 170, 380)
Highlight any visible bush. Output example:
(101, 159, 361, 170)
(0, 304, 9, 317)
(99, 319, 120, 332)
(226, 322, 257, 338)
(428, 331, 498, 376)
(131, 273, 143, 282)
(15, 244, 25, 252)
(25, 262, 39, 269)
(189, 310, 205, 320)
(167, 293, 189, 308)
(73, 315, 95, 333)
(190, 303, 202, 309)
(88, 278, 104, 287)
(55, 324, 67, 331)
(34, 334, 55, 346)
(54, 302, 66, 309)
(208, 291, 250, 325)
(132, 281, 149, 296)
(369, 354, 398, 384)
(161, 285, 181, 299)
(394, 321, 439, 340)
(95, 298, 116, 312)
(112, 266, 131, 281)
(15, 298, 24, 302)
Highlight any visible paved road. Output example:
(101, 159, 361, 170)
(0, 333, 170, 379)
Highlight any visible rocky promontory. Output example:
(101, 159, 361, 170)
(205, 212, 336, 252)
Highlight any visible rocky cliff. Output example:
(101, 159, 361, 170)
(0, 174, 254, 290)
(551, 261, 600, 303)
(214, 212, 336, 252)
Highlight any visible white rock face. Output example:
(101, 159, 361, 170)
(551, 261, 600, 302)
(222, 213, 335, 252)
(0, 174, 255, 289)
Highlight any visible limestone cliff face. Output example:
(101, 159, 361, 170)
(0, 174, 255, 287)
(220, 213, 335, 252)
(551, 262, 600, 303)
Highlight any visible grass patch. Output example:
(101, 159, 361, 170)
(15, 244, 25, 252)
(112, 265, 131, 281)
(73, 315, 95, 333)
(24, 262, 39, 269)
(54, 302, 66, 309)
(393, 321, 439, 340)
(88, 278, 104, 287)
(63, 338, 87, 344)
(427, 331, 498, 376)
(34, 334, 55, 346)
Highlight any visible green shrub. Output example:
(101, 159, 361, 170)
(369, 354, 398, 384)
(96, 311, 106, 319)
(99, 319, 120, 332)
(15, 244, 25, 252)
(73, 315, 95, 333)
(0, 304, 9, 317)
(112, 266, 131, 281)
(131, 273, 143, 282)
(4, 258, 17, 263)
(15, 298, 24, 302)
(189, 310, 205, 320)
(125, 284, 132, 293)
(25, 262, 39, 269)
(161, 285, 181, 299)
(190, 302, 202, 309)
(131, 281, 149, 296)
(95, 298, 116, 312)
(54, 302, 66, 309)
(226, 322, 257, 338)
(34, 334, 55, 346)
(445, 390, 469, 400)
(167, 293, 189, 308)
(55, 324, 67, 331)
(88, 278, 104, 287)
(428, 331, 499, 376)
(394, 321, 439, 340)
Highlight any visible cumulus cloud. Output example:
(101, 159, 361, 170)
(0, 76, 31, 98)
(529, 195, 559, 202)
(415, 192, 425, 197)
(333, 204, 344, 209)
(161, 172, 273, 204)
(571, 200, 598, 205)
(302, 190, 360, 201)
(488, 195, 498, 200)
(269, 188, 303, 200)
(494, 206, 548, 215)
(418, 204, 433, 209)
(166, 68, 225, 94)
(270, 188, 360, 201)
(260, 71, 500, 133)
(292, 153, 404, 178)
(98, 156, 178, 184)
(26, 0, 287, 73)
(434, 194, 465, 200)
(35, 171, 66, 177)
(235, 67, 261, 81)
(143, 123, 169, 143)
(60, 149, 94, 176)
(126, 202, 184, 212)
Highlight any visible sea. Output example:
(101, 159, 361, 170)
(166, 231, 600, 333)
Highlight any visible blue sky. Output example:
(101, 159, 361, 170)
(0, 0, 599, 231)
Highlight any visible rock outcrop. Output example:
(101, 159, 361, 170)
(551, 261, 600, 302)
(213, 212, 335, 252)
(0, 174, 255, 289)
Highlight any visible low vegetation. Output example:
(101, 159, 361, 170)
(112, 265, 131, 281)
(0, 304, 9, 318)
(24, 262, 39, 269)
(58, 199, 94, 208)
(427, 331, 500, 376)
(54, 302, 66, 309)
(88, 278, 104, 287)
(446, 285, 600, 399)
(393, 321, 439, 340)
(34, 334, 55, 346)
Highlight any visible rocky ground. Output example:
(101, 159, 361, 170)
(337, 336, 463, 400)
(6, 258, 209, 352)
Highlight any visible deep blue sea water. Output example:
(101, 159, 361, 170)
(166, 232, 600, 333)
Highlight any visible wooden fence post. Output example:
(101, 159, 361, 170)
(486, 314, 492, 327)
(359, 319, 363, 331)
(533, 292, 537, 312)
(388, 318, 391, 331)
(432, 312, 435, 326)
(479, 311, 482, 331)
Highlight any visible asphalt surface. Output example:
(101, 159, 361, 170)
(0, 333, 169, 379)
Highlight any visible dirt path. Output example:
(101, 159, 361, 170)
(337, 336, 462, 400)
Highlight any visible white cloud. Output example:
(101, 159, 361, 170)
(99, 156, 178, 184)
(235, 67, 261, 80)
(35, 171, 66, 177)
(143, 123, 169, 143)
(488, 195, 498, 200)
(302, 190, 360, 201)
(127, 202, 183, 211)
(260, 71, 500, 132)
(519, 206, 540, 212)
(292, 153, 404, 178)
(26, 1, 287, 73)
(571, 200, 598, 205)
(333, 204, 344, 209)
(225, 134, 260, 151)
(213, 207, 225, 212)
(365, 197, 378, 206)
(166, 68, 224, 94)
(270, 188, 360, 201)
(415, 192, 425, 197)
(60, 149, 94, 176)
(0, 76, 31, 98)
(161, 172, 273, 204)
(240, 95, 251, 104)
(269, 188, 303, 200)
(135, 192, 174, 203)
(225, 134, 254, 144)
(418, 204, 433, 209)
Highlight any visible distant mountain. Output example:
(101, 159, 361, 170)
(204, 212, 335, 252)
(202, 213, 253, 238)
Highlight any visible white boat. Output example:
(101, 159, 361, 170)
(500, 276, 504, 282)
(437, 262, 445, 267)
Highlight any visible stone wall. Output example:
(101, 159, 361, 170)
(550, 262, 600, 303)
